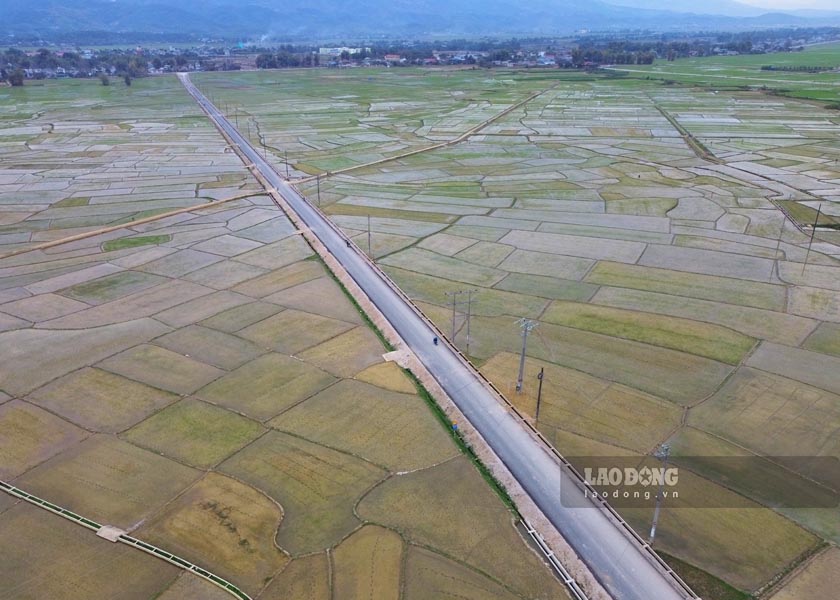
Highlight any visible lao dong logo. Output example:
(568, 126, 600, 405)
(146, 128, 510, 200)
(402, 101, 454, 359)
(563, 455, 839, 509)
(583, 466, 679, 501)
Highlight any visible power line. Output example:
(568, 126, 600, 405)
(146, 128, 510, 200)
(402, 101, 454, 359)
(464, 289, 477, 355)
(444, 289, 478, 349)
(801, 202, 822, 276)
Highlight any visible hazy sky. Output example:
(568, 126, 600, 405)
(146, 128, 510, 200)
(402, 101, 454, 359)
(742, 0, 839, 9)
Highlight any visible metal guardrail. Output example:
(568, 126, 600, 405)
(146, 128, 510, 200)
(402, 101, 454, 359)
(119, 536, 250, 600)
(183, 76, 699, 600)
(0, 481, 101, 531)
(524, 518, 590, 600)
(0, 481, 251, 600)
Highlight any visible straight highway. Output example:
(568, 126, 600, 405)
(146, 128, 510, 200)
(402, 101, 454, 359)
(179, 73, 696, 600)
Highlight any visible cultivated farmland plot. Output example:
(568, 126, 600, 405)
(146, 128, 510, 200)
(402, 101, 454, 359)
(194, 61, 840, 596)
(3, 51, 840, 598)
(0, 75, 567, 600)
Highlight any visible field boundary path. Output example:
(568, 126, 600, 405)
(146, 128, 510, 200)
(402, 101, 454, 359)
(291, 83, 558, 184)
(603, 65, 840, 88)
(649, 100, 722, 164)
(0, 481, 251, 600)
(0, 189, 263, 262)
(180, 72, 699, 600)
(646, 89, 831, 241)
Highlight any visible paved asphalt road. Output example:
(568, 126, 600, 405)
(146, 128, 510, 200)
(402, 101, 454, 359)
(180, 73, 694, 600)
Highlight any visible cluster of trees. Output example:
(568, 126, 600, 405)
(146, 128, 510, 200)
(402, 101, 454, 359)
(569, 47, 655, 66)
(567, 35, 789, 67)
(254, 38, 536, 67)
(711, 26, 834, 47)
(253, 43, 325, 68)
(1, 68, 24, 86)
(482, 50, 513, 63)
(0, 46, 225, 85)
(0, 47, 151, 85)
(255, 51, 319, 68)
(251, 39, 545, 70)
(570, 26, 840, 66)
(371, 38, 524, 61)
(761, 64, 834, 72)
(569, 40, 719, 65)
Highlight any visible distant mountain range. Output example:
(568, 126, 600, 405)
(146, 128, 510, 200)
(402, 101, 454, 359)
(604, 0, 840, 19)
(603, 0, 766, 17)
(2, 0, 839, 40)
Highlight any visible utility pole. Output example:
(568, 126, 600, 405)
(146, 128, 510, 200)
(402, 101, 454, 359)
(535, 367, 545, 420)
(449, 292, 459, 340)
(649, 443, 671, 544)
(802, 203, 822, 276)
(515, 318, 538, 393)
(234, 107, 239, 129)
(464, 289, 476, 355)
(770, 202, 786, 283)
(445, 290, 465, 342)
(367, 215, 372, 258)
(285, 150, 290, 178)
(445, 289, 478, 351)
(316, 174, 321, 207)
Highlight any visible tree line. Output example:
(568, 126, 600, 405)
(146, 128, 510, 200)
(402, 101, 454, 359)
(0, 46, 229, 86)
(569, 47, 655, 66)
(760, 65, 835, 72)
(255, 51, 320, 69)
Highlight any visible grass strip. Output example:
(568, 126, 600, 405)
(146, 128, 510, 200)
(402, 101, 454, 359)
(102, 234, 171, 252)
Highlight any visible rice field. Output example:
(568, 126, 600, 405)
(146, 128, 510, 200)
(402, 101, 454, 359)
(358, 455, 569, 599)
(0, 74, 566, 600)
(4, 55, 840, 598)
(768, 547, 840, 600)
(0, 502, 182, 600)
(193, 62, 840, 595)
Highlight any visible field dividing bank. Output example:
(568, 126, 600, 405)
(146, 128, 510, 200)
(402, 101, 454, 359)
(0, 73, 572, 600)
(202, 66, 840, 598)
(182, 72, 700, 600)
(648, 100, 720, 164)
(600, 42, 840, 235)
(0, 481, 251, 600)
(606, 66, 840, 90)
(292, 82, 559, 184)
(0, 190, 263, 261)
